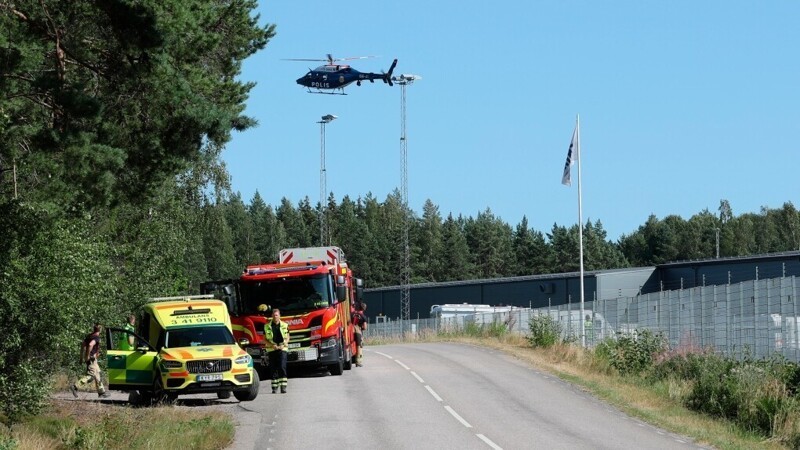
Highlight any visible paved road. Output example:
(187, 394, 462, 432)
(59, 343, 708, 449)
(221, 342, 707, 450)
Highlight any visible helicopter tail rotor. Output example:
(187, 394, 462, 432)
(383, 59, 398, 86)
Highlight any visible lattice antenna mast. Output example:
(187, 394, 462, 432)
(317, 114, 337, 245)
(393, 74, 421, 322)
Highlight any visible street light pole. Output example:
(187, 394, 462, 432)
(317, 114, 337, 246)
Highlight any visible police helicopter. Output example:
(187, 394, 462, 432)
(286, 54, 398, 95)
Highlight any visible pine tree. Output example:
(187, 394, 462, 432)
(414, 199, 443, 282)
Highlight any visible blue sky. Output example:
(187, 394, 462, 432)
(223, 1, 799, 241)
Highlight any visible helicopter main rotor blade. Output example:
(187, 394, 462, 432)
(283, 55, 379, 64)
(335, 55, 378, 61)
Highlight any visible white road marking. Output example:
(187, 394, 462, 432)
(395, 359, 411, 370)
(425, 385, 443, 402)
(445, 405, 472, 428)
(476, 433, 503, 450)
(375, 351, 394, 359)
(410, 371, 425, 383)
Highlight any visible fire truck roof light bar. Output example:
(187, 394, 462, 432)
(246, 265, 319, 276)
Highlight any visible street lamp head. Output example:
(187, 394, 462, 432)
(319, 114, 338, 123)
(392, 74, 422, 85)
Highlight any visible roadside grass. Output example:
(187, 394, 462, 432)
(1, 398, 234, 450)
(365, 332, 787, 450)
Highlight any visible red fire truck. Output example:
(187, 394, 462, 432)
(201, 246, 362, 376)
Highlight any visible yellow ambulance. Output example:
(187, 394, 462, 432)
(105, 295, 259, 403)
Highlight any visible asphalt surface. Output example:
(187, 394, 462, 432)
(57, 343, 710, 449)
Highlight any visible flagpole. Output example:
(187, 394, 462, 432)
(576, 114, 586, 348)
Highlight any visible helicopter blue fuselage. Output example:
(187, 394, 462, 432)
(295, 59, 397, 93)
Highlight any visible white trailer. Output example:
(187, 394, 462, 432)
(430, 303, 516, 319)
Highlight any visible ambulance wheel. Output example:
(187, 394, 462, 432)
(152, 372, 176, 405)
(217, 390, 232, 399)
(130, 390, 156, 406)
(128, 390, 146, 406)
(234, 369, 259, 402)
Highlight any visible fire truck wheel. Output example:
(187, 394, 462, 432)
(329, 334, 344, 376)
(343, 348, 353, 370)
(329, 359, 344, 376)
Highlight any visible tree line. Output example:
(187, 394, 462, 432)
(192, 193, 800, 287)
(1, 0, 799, 424)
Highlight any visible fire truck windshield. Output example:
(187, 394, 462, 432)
(239, 274, 332, 314)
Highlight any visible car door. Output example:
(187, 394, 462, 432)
(105, 327, 158, 389)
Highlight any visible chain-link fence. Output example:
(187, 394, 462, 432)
(364, 276, 800, 362)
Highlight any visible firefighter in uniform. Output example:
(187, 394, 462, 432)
(352, 302, 367, 367)
(265, 308, 290, 393)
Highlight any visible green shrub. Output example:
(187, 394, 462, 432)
(0, 433, 17, 450)
(0, 203, 121, 424)
(592, 338, 614, 364)
(650, 350, 710, 382)
(463, 322, 481, 337)
(599, 329, 667, 376)
(680, 353, 800, 437)
(485, 321, 508, 338)
(528, 314, 562, 348)
(0, 363, 50, 426)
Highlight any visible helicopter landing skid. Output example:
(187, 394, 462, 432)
(307, 89, 347, 95)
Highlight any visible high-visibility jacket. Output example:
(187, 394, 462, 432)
(265, 320, 290, 352)
(118, 323, 135, 351)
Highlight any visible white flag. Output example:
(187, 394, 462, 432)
(561, 122, 579, 186)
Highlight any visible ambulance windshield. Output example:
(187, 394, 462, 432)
(165, 325, 235, 348)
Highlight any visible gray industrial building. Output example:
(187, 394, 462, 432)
(363, 251, 800, 320)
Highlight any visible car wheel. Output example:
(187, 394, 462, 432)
(152, 372, 174, 405)
(233, 369, 260, 402)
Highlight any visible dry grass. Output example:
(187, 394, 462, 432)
(3, 399, 233, 450)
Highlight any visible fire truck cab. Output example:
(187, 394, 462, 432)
(202, 247, 362, 376)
